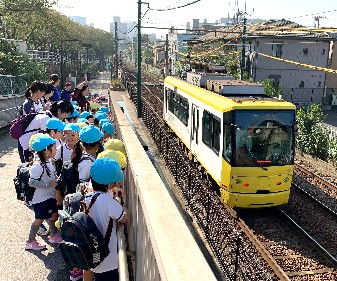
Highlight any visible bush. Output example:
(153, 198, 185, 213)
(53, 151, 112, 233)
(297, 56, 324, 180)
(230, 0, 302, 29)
(296, 104, 329, 160)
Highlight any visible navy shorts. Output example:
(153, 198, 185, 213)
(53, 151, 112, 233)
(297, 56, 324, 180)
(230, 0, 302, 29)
(94, 269, 119, 281)
(33, 198, 57, 219)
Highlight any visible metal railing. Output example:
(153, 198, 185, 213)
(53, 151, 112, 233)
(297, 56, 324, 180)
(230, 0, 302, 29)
(0, 74, 27, 128)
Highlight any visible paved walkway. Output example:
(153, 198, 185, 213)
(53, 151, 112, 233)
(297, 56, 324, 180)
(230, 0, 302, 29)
(0, 73, 111, 281)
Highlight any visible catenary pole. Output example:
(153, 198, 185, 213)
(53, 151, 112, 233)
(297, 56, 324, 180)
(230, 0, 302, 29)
(115, 22, 119, 79)
(240, 16, 247, 80)
(137, 0, 142, 118)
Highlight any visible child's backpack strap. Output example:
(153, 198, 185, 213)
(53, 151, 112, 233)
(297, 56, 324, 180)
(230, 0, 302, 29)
(84, 193, 114, 243)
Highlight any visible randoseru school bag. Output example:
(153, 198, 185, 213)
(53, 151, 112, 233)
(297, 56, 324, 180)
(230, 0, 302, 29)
(13, 162, 43, 202)
(57, 157, 94, 197)
(59, 193, 114, 270)
(58, 192, 83, 227)
(9, 111, 51, 140)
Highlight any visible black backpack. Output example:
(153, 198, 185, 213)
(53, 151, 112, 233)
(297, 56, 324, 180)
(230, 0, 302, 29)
(57, 157, 94, 197)
(13, 162, 43, 202)
(59, 193, 114, 270)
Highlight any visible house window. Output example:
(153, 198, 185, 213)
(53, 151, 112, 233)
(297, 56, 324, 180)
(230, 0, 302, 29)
(272, 42, 283, 58)
(322, 49, 326, 55)
(269, 75, 281, 88)
(318, 81, 322, 87)
(299, 81, 304, 88)
(303, 48, 308, 55)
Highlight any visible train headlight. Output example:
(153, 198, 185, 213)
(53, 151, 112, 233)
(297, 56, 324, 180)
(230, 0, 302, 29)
(283, 177, 289, 183)
(234, 179, 241, 184)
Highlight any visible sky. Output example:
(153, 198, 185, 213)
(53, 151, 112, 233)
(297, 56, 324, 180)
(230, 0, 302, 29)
(55, 0, 337, 38)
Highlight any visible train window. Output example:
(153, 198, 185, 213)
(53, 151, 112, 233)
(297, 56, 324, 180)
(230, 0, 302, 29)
(223, 125, 232, 163)
(180, 97, 189, 126)
(202, 110, 221, 154)
(174, 95, 180, 118)
(202, 111, 211, 146)
(168, 89, 175, 112)
(212, 117, 221, 153)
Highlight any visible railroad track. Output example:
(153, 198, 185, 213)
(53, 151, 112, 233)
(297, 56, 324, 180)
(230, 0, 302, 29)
(294, 162, 337, 213)
(238, 204, 337, 280)
(119, 64, 337, 280)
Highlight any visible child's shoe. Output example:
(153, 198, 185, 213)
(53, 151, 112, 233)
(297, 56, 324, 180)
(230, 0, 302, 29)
(48, 233, 62, 244)
(37, 224, 49, 236)
(70, 269, 83, 281)
(25, 240, 46, 251)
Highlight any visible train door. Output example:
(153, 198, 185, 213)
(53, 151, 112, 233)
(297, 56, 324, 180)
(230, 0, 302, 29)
(164, 87, 168, 113)
(190, 104, 199, 152)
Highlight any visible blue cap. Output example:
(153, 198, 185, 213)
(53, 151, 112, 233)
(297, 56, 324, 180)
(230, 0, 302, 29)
(99, 118, 111, 126)
(32, 135, 56, 152)
(90, 158, 124, 185)
(95, 112, 108, 121)
(71, 101, 78, 106)
(72, 110, 80, 118)
(79, 125, 104, 143)
(80, 111, 90, 119)
(64, 123, 81, 133)
(77, 118, 89, 124)
(46, 118, 65, 131)
(101, 122, 114, 135)
(98, 106, 109, 113)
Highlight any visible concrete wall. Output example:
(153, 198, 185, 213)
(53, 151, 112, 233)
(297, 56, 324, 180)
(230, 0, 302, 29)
(251, 38, 329, 105)
(110, 96, 218, 281)
(0, 94, 25, 128)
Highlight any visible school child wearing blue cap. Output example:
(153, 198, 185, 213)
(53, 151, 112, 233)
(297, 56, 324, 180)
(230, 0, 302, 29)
(83, 158, 127, 281)
(46, 118, 65, 141)
(101, 122, 115, 140)
(66, 110, 80, 123)
(25, 135, 62, 251)
(72, 125, 104, 183)
(53, 123, 81, 210)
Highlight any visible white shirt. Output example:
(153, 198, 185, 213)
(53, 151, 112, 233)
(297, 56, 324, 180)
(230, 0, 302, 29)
(78, 153, 96, 182)
(19, 112, 54, 151)
(34, 100, 44, 113)
(29, 159, 56, 204)
(85, 192, 125, 273)
(54, 143, 73, 163)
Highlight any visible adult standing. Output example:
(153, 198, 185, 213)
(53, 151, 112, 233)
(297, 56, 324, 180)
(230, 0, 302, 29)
(18, 82, 48, 162)
(50, 74, 61, 102)
(18, 100, 74, 162)
(72, 82, 90, 112)
(60, 82, 73, 101)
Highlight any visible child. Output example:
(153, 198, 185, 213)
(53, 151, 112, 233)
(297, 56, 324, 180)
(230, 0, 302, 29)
(101, 122, 114, 140)
(54, 123, 81, 209)
(72, 125, 104, 183)
(97, 150, 127, 170)
(83, 158, 128, 281)
(66, 110, 80, 123)
(25, 135, 62, 251)
(104, 139, 126, 154)
(46, 118, 65, 142)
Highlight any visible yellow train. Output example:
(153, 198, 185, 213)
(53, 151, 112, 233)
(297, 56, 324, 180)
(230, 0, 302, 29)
(163, 75, 296, 208)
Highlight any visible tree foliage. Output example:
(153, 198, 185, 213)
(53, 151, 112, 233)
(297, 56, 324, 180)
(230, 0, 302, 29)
(1, 0, 114, 78)
(296, 104, 329, 160)
(260, 79, 282, 98)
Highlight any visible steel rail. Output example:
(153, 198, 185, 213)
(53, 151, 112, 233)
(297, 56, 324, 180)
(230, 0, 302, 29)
(278, 207, 337, 269)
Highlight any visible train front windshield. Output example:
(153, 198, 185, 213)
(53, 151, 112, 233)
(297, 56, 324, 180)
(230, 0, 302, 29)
(232, 110, 295, 167)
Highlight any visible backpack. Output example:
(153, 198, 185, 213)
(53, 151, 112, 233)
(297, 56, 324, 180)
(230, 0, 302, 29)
(54, 144, 64, 176)
(57, 157, 94, 197)
(13, 162, 43, 202)
(58, 192, 83, 228)
(9, 111, 51, 140)
(59, 193, 114, 270)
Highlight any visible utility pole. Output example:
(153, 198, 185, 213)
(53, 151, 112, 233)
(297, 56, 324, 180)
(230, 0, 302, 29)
(240, 16, 247, 80)
(137, 0, 142, 118)
(115, 22, 119, 79)
(165, 34, 169, 77)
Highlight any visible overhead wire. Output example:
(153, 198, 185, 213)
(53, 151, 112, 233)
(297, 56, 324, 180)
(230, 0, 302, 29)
(149, 0, 202, 12)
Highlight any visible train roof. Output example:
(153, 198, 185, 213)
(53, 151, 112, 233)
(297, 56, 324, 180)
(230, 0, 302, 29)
(164, 76, 296, 112)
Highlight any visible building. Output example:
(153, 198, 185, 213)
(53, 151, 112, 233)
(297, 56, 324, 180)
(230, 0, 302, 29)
(197, 19, 336, 107)
(168, 28, 200, 75)
(110, 17, 137, 42)
(69, 16, 86, 25)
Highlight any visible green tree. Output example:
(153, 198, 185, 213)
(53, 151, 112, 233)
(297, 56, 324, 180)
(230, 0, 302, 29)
(260, 79, 282, 97)
(296, 104, 329, 160)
